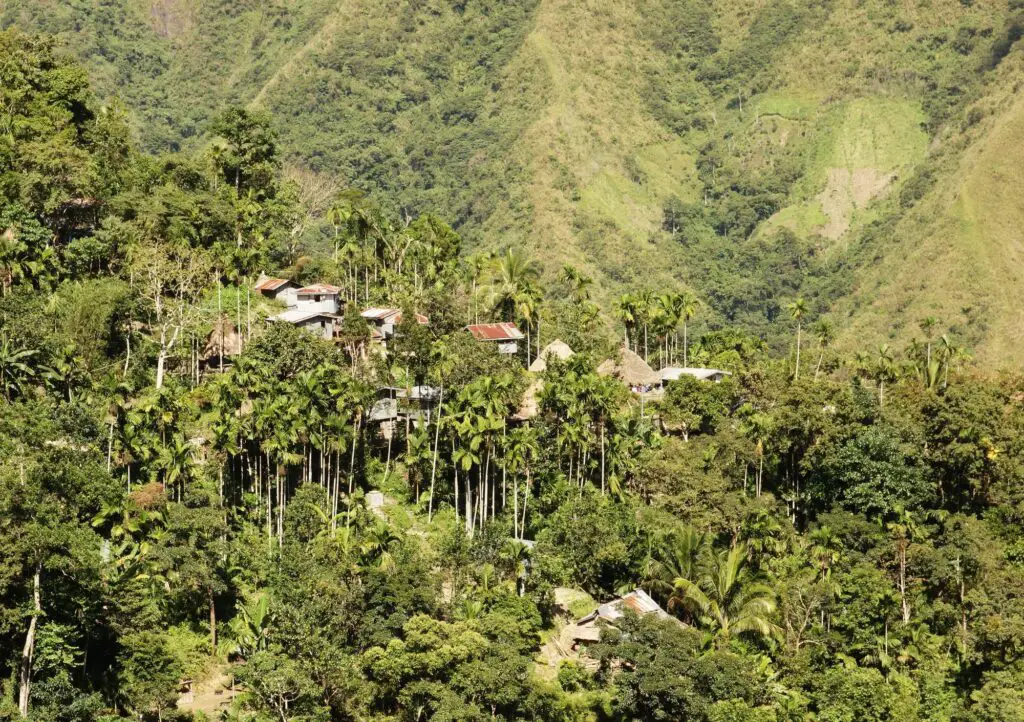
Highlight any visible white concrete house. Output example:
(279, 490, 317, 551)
(295, 284, 341, 314)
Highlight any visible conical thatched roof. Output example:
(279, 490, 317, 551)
(203, 316, 243, 360)
(597, 347, 660, 386)
(528, 339, 575, 373)
(513, 379, 543, 421)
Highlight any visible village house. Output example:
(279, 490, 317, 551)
(466, 322, 524, 354)
(368, 385, 441, 438)
(294, 284, 341, 314)
(361, 307, 429, 342)
(254, 276, 302, 307)
(540, 588, 681, 672)
(267, 309, 341, 340)
(597, 347, 661, 391)
(262, 280, 343, 339)
(515, 340, 575, 422)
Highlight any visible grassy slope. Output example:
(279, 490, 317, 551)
(499, 0, 699, 295)
(837, 54, 1024, 365)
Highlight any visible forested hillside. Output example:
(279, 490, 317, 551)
(5, 21, 1024, 721)
(4, 0, 1024, 358)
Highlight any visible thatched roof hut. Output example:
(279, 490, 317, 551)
(597, 347, 660, 386)
(528, 339, 574, 373)
(514, 380, 543, 421)
(203, 316, 243, 362)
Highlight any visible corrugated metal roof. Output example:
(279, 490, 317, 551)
(362, 308, 429, 325)
(297, 283, 341, 295)
(362, 307, 401, 321)
(255, 277, 295, 292)
(578, 588, 671, 625)
(466, 322, 524, 341)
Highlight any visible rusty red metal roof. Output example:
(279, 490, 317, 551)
(297, 283, 341, 295)
(466, 322, 524, 341)
(255, 277, 295, 292)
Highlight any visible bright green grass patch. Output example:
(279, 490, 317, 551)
(577, 140, 698, 240)
(764, 199, 829, 235)
(803, 97, 928, 190)
(565, 592, 598, 620)
(578, 169, 659, 240)
(766, 95, 928, 240)
(634, 139, 701, 202)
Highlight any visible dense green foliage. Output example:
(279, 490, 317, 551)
(6, 22, 1024, 722)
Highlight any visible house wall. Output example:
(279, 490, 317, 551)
(296, 295, 339, 314)
(278, 288, 298, 308)
(299, 318, 334, 339)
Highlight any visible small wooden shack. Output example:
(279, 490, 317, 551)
(466, 322, 525, 354)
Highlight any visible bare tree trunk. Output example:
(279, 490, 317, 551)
(428, 387, 444, 523)
(155, 324, 181, 390)
(209, 588, 217, 654)
(899, 544, 910, 624)
(794, 323, 801, 380)
(18, 563, 41, 718)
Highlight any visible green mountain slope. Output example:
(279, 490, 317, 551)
(3, 0, 1024, 359)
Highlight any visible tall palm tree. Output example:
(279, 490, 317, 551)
(465, 252, 494, 324)
(636, 289, 657, 361)
(874, 344, 899, 407)
(493, 250, 542, 349)
(786, 298, 808, 381)
(676, 291, 700, 367)
(886, 508, 922, 624)
(616, 293, 638, 350)
(808, 525, 841, 581)
(560, 265, 593, 302)
(811, 319, 834, 381)
(326, 200, 352, 264)
(938, 335, 961, 389)
(502, 539, 532, 596)
(670, 543, 778, 646)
